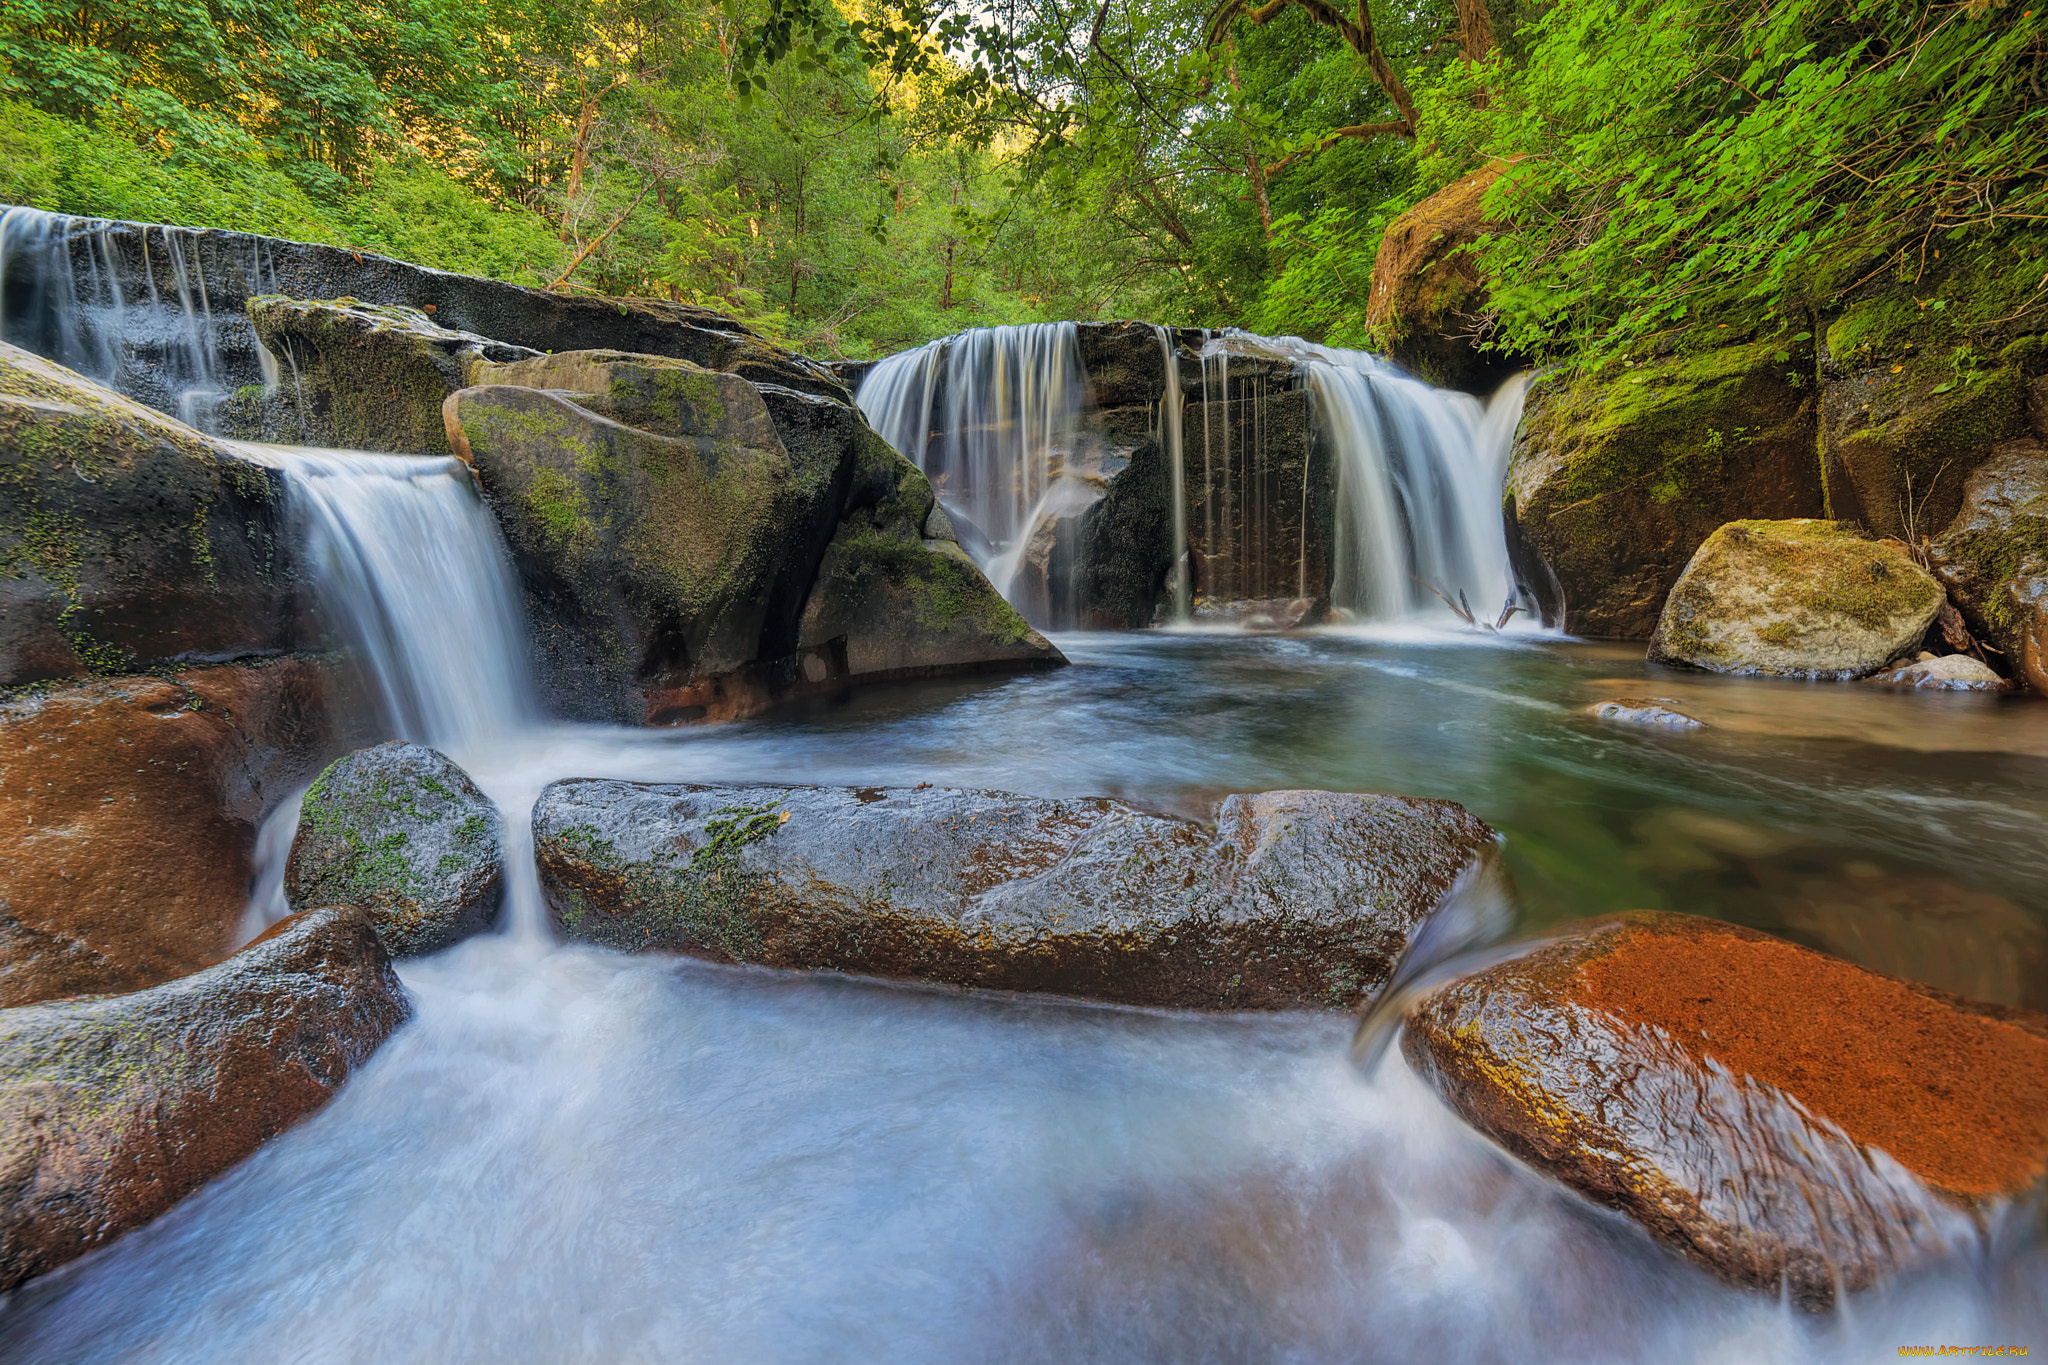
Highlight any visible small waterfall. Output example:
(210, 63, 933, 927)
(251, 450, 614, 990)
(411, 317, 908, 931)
(0, 205, 276, 431)
(855, 323, 1086, 574)
(235, 444, 540, 748)
(1154, 325, 1191, 621)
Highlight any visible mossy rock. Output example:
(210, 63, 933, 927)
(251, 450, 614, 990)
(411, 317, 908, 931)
(246, 296, 540, 455)
(285, 741, 504, 956)
(1506, 337, 1823, 637)
(1648, 519, 1942, 678)
(0, 342, 309, 685)
(1366, 165, 1524, 394)
(1927, 440, 2048, 693)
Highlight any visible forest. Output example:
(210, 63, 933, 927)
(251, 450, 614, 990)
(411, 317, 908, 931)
(4, 0, 2037, 362)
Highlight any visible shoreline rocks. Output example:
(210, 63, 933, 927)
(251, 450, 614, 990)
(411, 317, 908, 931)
(1927, 440, 2048, 694)
(285, 742, 504, 957)
(1402, 912, 2048, 1308)
(1649, 519, 1943, 678)
(0, 906, 410, 1292)
(534, 780, 1498, 1010)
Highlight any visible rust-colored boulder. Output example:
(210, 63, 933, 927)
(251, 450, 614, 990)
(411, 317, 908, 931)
(0, 906, 410, 1291)
(1366, 166, 1522, 394)
(1403, 912, 2048, 1307)
(536, 781, 1498, 1010)
(0, 659, 348, 1007)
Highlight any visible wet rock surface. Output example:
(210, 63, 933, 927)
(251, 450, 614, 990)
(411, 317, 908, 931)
(1649, 519, 1943, 677)
(534, 781, 1497, 1010)
(1927, 440, 2048, 694)
(1403, 911, 2048, 1307)
(0, 659, 353, 1008)
(0, 344, 314, 686)
(1506, 340, 1823, 638)
(0, 906, 410, 1291)
(1587, 697, 1706, 728)
(1863, 653, 2010, 690)
(285, 742, 504, 956)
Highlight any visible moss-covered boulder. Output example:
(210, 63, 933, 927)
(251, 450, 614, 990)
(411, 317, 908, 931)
(1506, 338, 1823, 638)
(533, 779, 1497, 1010)
(0, 343, 312, 685)
(1818, 246, 2048, 539)
(245, 296, 540, 455)
(797, 430, 1059, 683)
(285, 742, 504, 956)
(1927, 441, 2048, 694)
(0, 906, 409, 1292)
(1403, 912, 2048, 1308)
(0, 659, 352, 1008)
(1648, 519, 1942, 678)
(1366, 165, 1523, 394)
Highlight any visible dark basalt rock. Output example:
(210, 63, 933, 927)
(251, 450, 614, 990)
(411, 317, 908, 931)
(1402, 912, 2048, 1308)
(0, 658, 356, 1008)
(286, 742, 504, 956)
(0, 344, 316, 686)
(534, 780, 1497, 1010)
(0, 906, 410, 1292)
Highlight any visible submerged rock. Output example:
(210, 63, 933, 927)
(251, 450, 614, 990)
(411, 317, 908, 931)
(1366, 165, 1522, 394)
(1506, 340, 1823, 638)
(1402, 912, 2048, 1308)
(1648, 519, 1943, 677)
(0, 906, 410, 1292)
(0, 344, 313, 686)
(1587, 697, 1706, 728)
(0, 659, 351, 1008)
(534, 781, 1496, 1009)
(285, 742, 503, 956)
(1863, 653, 2009, 691)
(1927, 440, 2048, 694)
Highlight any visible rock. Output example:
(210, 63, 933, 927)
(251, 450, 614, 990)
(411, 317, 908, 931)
(1927, 440, 2048, 693)
(0, 906, 409, 1292)
(533, 780, 1497, 1010)
(1190, 597, 1327, 631)
(1366, 165, 1524, 394)
(1862, 653, 2009, 691)
(0, 343, 313, 685)
(0, 659, 353, 1008)
(246, 296, 539, 454)
(1402, 912, 2048, 1308)
(284, 742, 503, 956)
(1182, 384, 1327, 605)
(1587, 697, 1705, 728)
(796, 433, 1061, 689)
(1506, 339, 1823, 638)
(1648, 519, 1942, 678)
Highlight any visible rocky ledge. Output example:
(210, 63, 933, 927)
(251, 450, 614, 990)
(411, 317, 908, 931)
(1402, 912, 2048, 1308)
(0, 907, 410, 1291)
(533, 780, 1497, 1010)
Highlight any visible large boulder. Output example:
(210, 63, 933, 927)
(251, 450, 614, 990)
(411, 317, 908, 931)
(0, 344, 313, 685)
(1648, 519, 1942, 677)
(1366, 165, 1523, 394)
(533, 780, 1497, 1010)
(1402, 912, 2048, 1308)
(285, 742, 504, 956)
(244, 296, 539, 455)
(0, 906, 410, 1292)
(1506, 339, 1823, 638)
(0, 659, 353, 1008)
(1927, 441, 2048, 693)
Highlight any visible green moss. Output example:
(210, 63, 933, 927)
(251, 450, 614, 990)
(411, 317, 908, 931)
(526, 467, 593, 550)
(555, 802, 788, 960)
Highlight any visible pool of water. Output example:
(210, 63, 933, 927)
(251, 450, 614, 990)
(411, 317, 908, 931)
(3, 626, 2043, 1362)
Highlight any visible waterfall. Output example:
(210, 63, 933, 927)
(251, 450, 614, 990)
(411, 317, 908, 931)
(0, 206, 277, 431)
(235, 444, 541, 748)
(1155, 325, 1191, 621)
(855, 323, 1086, 573)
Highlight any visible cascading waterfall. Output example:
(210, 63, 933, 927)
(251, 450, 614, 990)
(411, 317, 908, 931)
(1155, 325, 1192, 620)
(855, 323, 1087, 581)
(0, 206, 279, 431)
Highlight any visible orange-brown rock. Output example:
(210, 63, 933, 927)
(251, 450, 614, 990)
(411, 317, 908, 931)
(1403, 912, 2048, 1307)
(1366, 165, 1522, 394)
(0, 659, 350, 1007)
(0, 906, 410, 1291)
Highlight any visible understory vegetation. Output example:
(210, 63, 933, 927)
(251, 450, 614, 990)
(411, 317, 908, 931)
(2, 0, 2038, 361)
